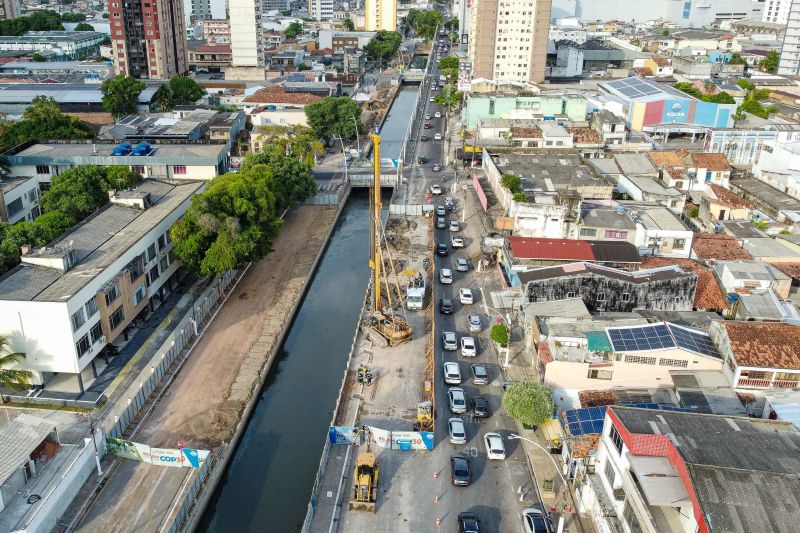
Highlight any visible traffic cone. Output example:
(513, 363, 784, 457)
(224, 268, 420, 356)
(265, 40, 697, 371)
(550, 504, 557, 513)
(434, 494, 440, 503)
(433, 470, 438, 479)
(436, 518, 441, 527)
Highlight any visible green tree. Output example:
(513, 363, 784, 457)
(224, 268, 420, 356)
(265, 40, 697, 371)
(281, 9, 291, 16)
(0, 10, 63, 36)
(297, 62, 311, 71)
(304, 96, 363, 141)
(30, 52, 46, 62)
(438, 56, 459, 78)
(406, 9, 442, 41)
(252, 124, 324, 167)
(489, 323, 509, 347)
(0, 96, 94, 152)
(513, 192, 528, 202)
(151, 83, 173, 112)
(40, 166, 109, 220)
(364, 30, 402, 62)
(502, 381, 554, 428)
(433, 83, 463, 113)
(104, 166, 143, 189)
(0, 335, 32, 401)
(662, 28, 670, 37)
(342, 18, 355, 31)
(169, 76, 205, 105)
(60, 12, 86, 22)
(500, 173, 522, 193)
(100, 75, 146, 118)
(729, 52, 747, 65)
(102, 12, 109, 18)
(759, 50, 779, 74)
(242, 150, 316, 209)
(74, 22, 94, 31)
(285, 21, 303, 38)
(737, 79, 754, 90)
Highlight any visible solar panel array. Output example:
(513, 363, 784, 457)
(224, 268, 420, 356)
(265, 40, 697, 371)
(606, 77, 665, 99)
(562, 403, 696, 436)
(605, 322, 721, 358)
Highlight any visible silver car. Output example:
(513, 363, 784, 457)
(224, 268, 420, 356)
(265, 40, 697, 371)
(448, 387, 467, 414)
(448, 417, 467, 444)
(456, 257, 469, 272)
(442, 331, 458, 351)
(443, 361, 461, 384)
(468, 314, 482, 332)
(471, 363, 488, 385)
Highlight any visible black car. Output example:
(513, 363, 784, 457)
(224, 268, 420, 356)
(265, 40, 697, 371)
(450, 455, 471, 486)
(458, 512, 481, 533)
(439, 297, 454, 314)
(418, 156, 427, 164)
(437, 243, 449, 257)
(421, 134, 430, 141)
(472, 396, 490, 418)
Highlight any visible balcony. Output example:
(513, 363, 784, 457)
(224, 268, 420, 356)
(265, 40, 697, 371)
(737, 378, 800, 389)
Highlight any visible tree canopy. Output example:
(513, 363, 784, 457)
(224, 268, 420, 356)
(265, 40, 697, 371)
(74, 22, 95, 31)
(61, 12, 86, 22)
(502, 381, 554, 428)
(759, 50, 779, 74)
(673, 82, 735, 104)
(253, 124, 324, 167)
(0, 335, 33, 397)
(304, 96, 363, 141)
(0, 96, 94, 152)
(151, 84, 173, 113)
(0, 10, 63, 36)
(101, 75, 146, 118)
(433, 83, 463, 112)
(364, 30, 402, 62)
(169, 76, 205, 105)
(407, 9, 442, 41)
(438, 56, 459, 78)
(342, 18, 355, 31)
(285, 21, 303, 39)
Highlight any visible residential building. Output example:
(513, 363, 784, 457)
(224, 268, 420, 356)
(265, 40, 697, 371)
(0, 61, 113, 81)
(468, 0, 552, 83)
(712, 259, 792, 298)
(308, 0, 334, 21)
(464, 93, 587, 129)
(581, 406, 800, 533)
(109, 0, 189, 79)
(616, 176, 685, 210)
(742, 237, 800, 263)
(364, 0, 395, 31)
(698, 183, 754, 225)
(0, 176, 40, 224)
(0, 32, 106, 62)
(318, 30, 376, 52)
(4, 141, 229, 183)
(575, 205, 637, 245)
(639, 257, 728, 312)
(240, 86, 324, 120)
(590, 110, 625, 146)
(547, 38, 649, 79)
(703, 124, 800, 166)
(729, 176, 800, 221)
(98, 110, 245, 150)
(647, 150, 732, 192)
(711, 321, 800, 390)
(764, 0, 793, 24)
(778, 0, 800, 76)
(0, 0, 18, 20)
(0, 180, 205, 391)
(753, 140, 800, 200)
(632, 207, 694, 259)
(0, 83, 159, 117)
(551, 0, 764, 27)
(733, 288, 800, 321)
(691, 233, 752, 261)
(202, 19, 231, 43)
(188, 42, 232, 72)
(191, 0, 211, 21)
(229, 0, 265, 70)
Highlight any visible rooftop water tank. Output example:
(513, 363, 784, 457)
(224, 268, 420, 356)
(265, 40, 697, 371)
(132, 142, 151, 156)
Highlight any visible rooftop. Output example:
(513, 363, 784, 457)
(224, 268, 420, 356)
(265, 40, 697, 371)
(613, 153, 658, 175)
(0, 180, 204, 302)
(640, 257, 727, 310)
(731, 177, 800, 213)
(241, 86, 323, 105)
(738, 289, 797, 320)
(691, 152, 732, 172)
(691, 233, 752, 260)
(0, 31, 106, 44)
(0, 413, 56, 484)
(705, 183, 753, 209)
(714, 259, 790, 284)
(647, 150, 690, 168)
(624, 175, 682, 197)
(743, 237, 799, 259)
(521, 298, 591, 320)
(720, 321, 800, 369)
(719, 220, 766, 239)
(518, 261, 689, 285)
(491, 153, 611, 195)
(600, 76, 698, 104)
(508, 238, 641, 264)
(579, 205, 637, 230)
(0, 83, 158, 105)
(6, 141, 228, 166)
(670, 370, 747, 416)
(633, 206, 691, 231)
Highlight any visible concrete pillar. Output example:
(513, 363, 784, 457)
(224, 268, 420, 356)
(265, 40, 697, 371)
(91, 359, 98, 378)
(76, 372, 85, 394)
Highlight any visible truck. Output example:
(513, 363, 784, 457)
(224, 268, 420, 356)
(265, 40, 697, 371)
(406, 273, 426, 310)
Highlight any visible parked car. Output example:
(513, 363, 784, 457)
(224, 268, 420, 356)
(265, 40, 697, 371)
(443, 361, 461, 384)
(430, 95, 435, 101)
(444, 196, 454, 210)
(449, 220, 460, 232)
(484, 432, 506, 460)
(459, 288, 474, 304)
(450, 454, 471, 486)
(421, 134, 430, 141)
(448, 387, 467, 413)
(431, 184, 442, 195)
(458, 512, 480, 533)
(439, 297, 454, 314)
(472, 396, 490, 418)
(435, 133, 442, 140)
(437, 216, 447, 229)
(435, 204, 447, 216)
(460, 336, 477, 357)
(451, 236, 465, 248)
(456, 257, 469, 272)
(442, 331, 458, 350)
(425, 113, 431, 120)
(522, 509, 553, 533)
(424, 122, 432, 129)
(468, 314, 482, 332)
(437, 243, 449, 256)
(433, 163, 441, 172)
(440, 268, 453, 284)
(448, 417, 467, 444)
(209, 74, 224, 80)
(471, 363, 488, 385)
(418, 156, 427, 164)
(435, 111, 442, 118)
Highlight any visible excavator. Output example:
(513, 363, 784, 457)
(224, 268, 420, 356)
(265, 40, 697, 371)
(367, 132, 413, 346)
(349, 450, 379, 512)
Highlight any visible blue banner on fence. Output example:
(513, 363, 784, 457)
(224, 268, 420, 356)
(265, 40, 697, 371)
(329, 426, 357, 444)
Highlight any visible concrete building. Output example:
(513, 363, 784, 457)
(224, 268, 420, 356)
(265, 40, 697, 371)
(551, 0, 763, 27)
(0, 32, 106, 62)
(548, 38, 648, 79)
(364, 0, 395, 31)
(191, 0, 211, 21)
(188, 42, 231, 72)
(712, 259, 792, 298)
(0, 83, 159, 117)
(0, 0, 18, 20)
(764, 0, 793, 24)
(0, 180, 205, 391)
(752, 140, 800, 200)
(632, 206, 694, 259)
(318, 30, 376, 52)
(699, 183, 754, 225)
(110, 0, 188, 79)
(778, 0, 800, 76)
(464, 93, 587, 129)
(575, 205, 638, 245)
(202, 19, 231, 43)
(703, 124, 800, 166)
(590, 110, 626, 146)
(308, 0, 334, 21)
(468, 0, 552, 83)
(0, 176, 40, 224)
(229, 0, 265, 72)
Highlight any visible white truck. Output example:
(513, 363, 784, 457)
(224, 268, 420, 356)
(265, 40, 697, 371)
(406, 274, 426, 310)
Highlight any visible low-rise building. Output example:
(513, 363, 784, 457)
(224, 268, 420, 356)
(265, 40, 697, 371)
(729, 177, 800, 222)
(742, 237, 800, 263)
(632, 206, 694, 259)
(0, 31, 106, 61)
(712, 259, 792, 298)
(590, 110, 626, 146)
(647, 150, 732, 192)
(317, 30, 376, 52)
(698, 183, 754, 226)
(640, 257, 728, 312)
(464, 93, 588, 129)
(616, 176, 685, 210)
(188, 42, 232, 72)
(752, 140, 800, 201)
(0, 83, 159, 117)
(703, 124, 800, 166)
(691, 232, 752, 261)
(0, 180, 205, 392)
(0, 175, 40, 224)
(575, 205, 638, 245)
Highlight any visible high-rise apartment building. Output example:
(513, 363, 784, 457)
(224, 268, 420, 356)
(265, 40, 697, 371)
(0, 0, 19, 20)
(191, 0, 211, 21)
(229, 0, 264, 67)
(779, 0, 800, 76)
(468, 0, 551, 83)
(364, 0, 396, 31)
(763, 0, 792, 24)
(308, 0, 334, 21)
(109, 0, 189, 79)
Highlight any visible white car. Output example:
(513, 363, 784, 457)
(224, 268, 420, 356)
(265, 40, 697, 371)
(456, 257, 469, 272)
(460, 336, 476, 357)
(425, 113, 431, 120)
(435, 111, 442, 118)
(522, 508, 553, 533)
(430, 96, 435, 102)
(449, 220, 460, 232)
(459, 288, 474, 305)
(434, 133, 442, 140)
(448, 387, 467, 414)
(451, 236, 464, 248)
(443, 361, 461, 384)
(430, 184, 442, 195)
(468, 314, 482, 332)
(484, 432, 506, 460)
(448, 417, 467, 444)
(440, 268, 453, 284)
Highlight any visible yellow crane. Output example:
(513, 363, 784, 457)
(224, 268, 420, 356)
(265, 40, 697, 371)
(368, 132, 412, 346)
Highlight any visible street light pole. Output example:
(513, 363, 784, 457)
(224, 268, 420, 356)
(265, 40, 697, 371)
(351, 114, 362, 155)
(333, 134, 348, 182)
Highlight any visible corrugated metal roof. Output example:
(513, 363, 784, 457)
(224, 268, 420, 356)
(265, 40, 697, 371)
(0, 414, 56, 484)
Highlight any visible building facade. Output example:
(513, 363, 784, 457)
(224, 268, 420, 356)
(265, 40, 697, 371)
(779, 0, 800, 76)
(0, 32, 107, 61)
(308, 0, 334, 21)
(0, 0, 19, 21)
(552, 0, 763, 27)
(229, 0, 265, 68)
(764, 0, 793, 23)
(109, 0, 189, 79)
(191, 0, 211, 21)
(364, 0, 396, 31)
(468, 0, 552, 83)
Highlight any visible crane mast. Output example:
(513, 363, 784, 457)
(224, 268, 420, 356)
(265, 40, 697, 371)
(370, 132, 382, 312)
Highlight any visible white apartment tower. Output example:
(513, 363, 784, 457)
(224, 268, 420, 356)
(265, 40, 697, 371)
(364, 0, 396, 31)
(308, 0, 334, 21)
(779, 0, 800, 76)
(229, 0, 265, 67)
(763, 0, 792, 23)
(468, 0, 552, 83)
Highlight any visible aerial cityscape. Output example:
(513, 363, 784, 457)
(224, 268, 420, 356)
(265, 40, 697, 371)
(0, 0, 800, 532)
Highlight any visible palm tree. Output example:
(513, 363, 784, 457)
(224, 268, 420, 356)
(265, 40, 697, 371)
(0, 335, 32, 404)
(150, 83, 173, 113)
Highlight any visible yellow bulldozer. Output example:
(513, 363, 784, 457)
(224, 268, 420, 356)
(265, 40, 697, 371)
(370, 312, 413, 346)
(349, 451, 379, 512)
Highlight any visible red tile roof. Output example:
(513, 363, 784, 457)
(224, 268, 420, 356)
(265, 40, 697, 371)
(508, 237, 595, 261)
(652, 56, 671, 67)
(770, 262, 800, 280)
(566, 127, 601, 144)
(511, 126, 542, 138)
(721, 322, 800, 370)
(634, 66, 654, 76)
(691, 233, 752, 260)
(640, 257, 728, 310)
(648, 150, 691, 168)
(242, 86, 323, 105)
(691, 153, 732, 172)
(706, 184, 753, 209)
(193, 44, 231, 54)
(538, 342, 553, 364)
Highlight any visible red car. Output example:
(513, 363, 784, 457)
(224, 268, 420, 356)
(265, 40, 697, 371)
(424, 122, 432, 129)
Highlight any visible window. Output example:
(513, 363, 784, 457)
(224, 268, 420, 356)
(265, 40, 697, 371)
(6, 197, 23, 217)
(148, 265, 160, 284)
(35, 165, 50, 174)
(85, 296, 98, 318)
(740, 369, 772, 380)
(131, 165, 145, 174)
(129, 256, 145, 282)
(147, 243, 157, 262)
(604, 230, 628, 239)
(673, 238, 686, 249)
(90, 321, 104, 344)
(160, 255, 169, 272)
(76, 334, 91, 357)
(624, 354, 657, 365)
(109, 307, 125, 331)
(604, 460, 617, 487)
(71, 308, 86, 332)
(566, 291, 576, 298)
(579, 228, 597, 237)
(157, 235, 166, 251)
(133, 285, 147, 306)
(597, 293, 606, 301)
(659, 357, 688, 368)
(609, 424, 624, 455)
(588, 369, 613, 380)
(623, 501, 642, 533)
(105, 284, 120, 306)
